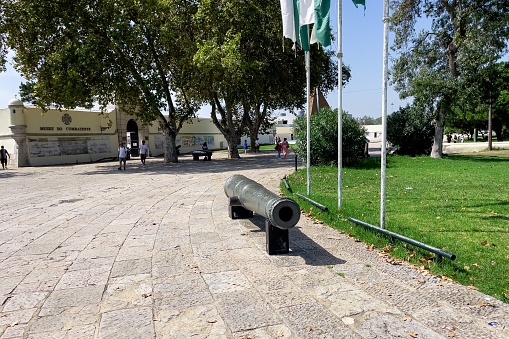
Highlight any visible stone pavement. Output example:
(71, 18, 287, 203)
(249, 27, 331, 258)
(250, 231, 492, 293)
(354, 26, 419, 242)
(0, 151, 508, 339)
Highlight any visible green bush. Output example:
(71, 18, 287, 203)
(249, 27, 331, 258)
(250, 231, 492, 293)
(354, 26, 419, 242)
(387, 105, 434, 156)
(293, 108, 366, 165)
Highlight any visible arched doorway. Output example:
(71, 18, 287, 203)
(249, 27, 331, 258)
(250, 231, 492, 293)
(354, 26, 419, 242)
(126, 119, 139, 157)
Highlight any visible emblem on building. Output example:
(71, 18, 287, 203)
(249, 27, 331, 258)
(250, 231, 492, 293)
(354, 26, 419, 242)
(62, 113, 72, 125)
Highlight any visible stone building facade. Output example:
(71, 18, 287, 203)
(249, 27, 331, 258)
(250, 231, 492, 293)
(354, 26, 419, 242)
(0, 98, 228, 167)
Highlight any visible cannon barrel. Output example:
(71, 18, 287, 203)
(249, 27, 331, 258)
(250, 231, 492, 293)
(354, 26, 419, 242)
(224, 174, 300, 229)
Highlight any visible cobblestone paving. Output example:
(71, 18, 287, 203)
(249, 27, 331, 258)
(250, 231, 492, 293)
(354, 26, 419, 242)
(0, 152, 508, 339)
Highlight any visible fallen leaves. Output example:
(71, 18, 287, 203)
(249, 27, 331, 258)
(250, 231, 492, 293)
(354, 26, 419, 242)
(206, 319, 217, 323)
(305, 326, 319, 332)
(6, 321, 18, 328)
(476, 301, 495, 307)
(408, 331, 418, 337)
(480, 239, 496, 247)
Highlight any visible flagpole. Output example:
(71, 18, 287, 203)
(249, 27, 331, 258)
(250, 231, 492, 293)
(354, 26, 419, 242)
(306, 47, 311, 196)
(337, 0, 343, 208)
(380, 0, 389, 229)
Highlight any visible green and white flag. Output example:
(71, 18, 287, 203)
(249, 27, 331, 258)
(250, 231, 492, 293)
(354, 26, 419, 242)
(352, 0, 366, 10)
(280, 0, 331, 51)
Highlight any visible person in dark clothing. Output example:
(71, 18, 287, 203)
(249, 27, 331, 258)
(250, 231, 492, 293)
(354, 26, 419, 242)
(0, 146, 10, 169)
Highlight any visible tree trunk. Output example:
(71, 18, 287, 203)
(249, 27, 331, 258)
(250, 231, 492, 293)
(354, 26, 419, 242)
(430, 109, 445, 158)
(249, 134, 257, 153)
(226, 134, 240, 159)
(158, 117, 178, 163)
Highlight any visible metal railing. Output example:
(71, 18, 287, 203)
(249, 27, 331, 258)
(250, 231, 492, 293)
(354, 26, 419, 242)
(348, 217, 456, 263)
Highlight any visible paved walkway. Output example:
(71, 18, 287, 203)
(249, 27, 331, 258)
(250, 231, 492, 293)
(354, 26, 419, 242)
(0, 152, 508, 339)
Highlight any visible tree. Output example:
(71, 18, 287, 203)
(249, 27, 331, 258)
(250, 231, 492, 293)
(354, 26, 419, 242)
(357, 115, 382, 125)
(293, 108, 366, 165)
(0, 0, 8, 72)
(2, 0, 201, 163)
(391, 0, 509, 158)
(386, 105, 434, 156)
(194, 0, 339, 158)
(443, 61, 509, 143)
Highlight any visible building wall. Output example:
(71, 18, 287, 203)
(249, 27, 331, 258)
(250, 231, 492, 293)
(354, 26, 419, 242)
(1, 101, 231, 166)
(363, 124, 383, 142)
(147, 117, 228, 156)
(1, 100, 303, 166)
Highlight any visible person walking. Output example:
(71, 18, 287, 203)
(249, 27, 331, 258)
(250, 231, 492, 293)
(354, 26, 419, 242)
(255, 138, 260, 153)
(281, 138, 290, 159)
(118, 142, 127, 170)
(139, 140, 149, 166)
(0, 146, 10, 169)
(275, 142, 282, 159)
(243, 140, 248, 154)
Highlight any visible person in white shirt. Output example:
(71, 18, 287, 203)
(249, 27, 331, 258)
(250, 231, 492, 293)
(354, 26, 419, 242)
(118, 142, 127, 170)
(140, 140, 149, 166)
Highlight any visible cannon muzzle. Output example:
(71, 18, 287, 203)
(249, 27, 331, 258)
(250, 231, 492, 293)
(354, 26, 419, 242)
(224, 174, 300, 229)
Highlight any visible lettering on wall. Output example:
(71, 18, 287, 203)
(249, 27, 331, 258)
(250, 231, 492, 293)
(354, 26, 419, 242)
(39, 126, 91, 131)
(28, 137, 111, 157)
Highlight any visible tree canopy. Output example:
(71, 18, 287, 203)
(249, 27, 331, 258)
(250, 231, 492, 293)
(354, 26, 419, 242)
(2, 0, 341, 161)
(391, 0, 509, 158)
(2, 0, 201, 162)
(193, 0, 340, 157)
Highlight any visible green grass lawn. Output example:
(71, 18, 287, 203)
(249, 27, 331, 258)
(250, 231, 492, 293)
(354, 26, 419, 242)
(284, 151, 509, 303)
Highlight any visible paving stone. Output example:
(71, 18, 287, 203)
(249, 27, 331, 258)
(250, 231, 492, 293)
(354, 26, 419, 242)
(111, 258, 151, 278)
(2, 292, 48, 312)
(98, 307, 155, 339)
(28, 312, 98, 335)
(215, 290, 282, 332)
(40, 285, 105, 314)
(0, 155, 508, 339)
(54, 266, 110, 290)
(154, 305, 228, 339)
(101, 274, 153, 313)
(0, 309, 37, 327)
(202, 270, 252, 293)
(282, 303, 359, 338)
(1, 323, 27, 338)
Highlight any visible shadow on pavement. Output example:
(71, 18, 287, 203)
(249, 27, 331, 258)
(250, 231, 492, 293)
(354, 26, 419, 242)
(75, 152, 302, 176)
(246, 214, 346, 266)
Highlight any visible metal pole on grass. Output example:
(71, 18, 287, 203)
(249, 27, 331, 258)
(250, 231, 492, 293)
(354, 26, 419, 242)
(306, 46, 311, 195)
(337, 0, 343, 209)
(380, 0, 389, 229)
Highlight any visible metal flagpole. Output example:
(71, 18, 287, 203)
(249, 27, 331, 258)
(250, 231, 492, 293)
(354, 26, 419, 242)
(337, 0, 343, 208)
(306, 46, 311, 196)
(380, 0, 389, 229)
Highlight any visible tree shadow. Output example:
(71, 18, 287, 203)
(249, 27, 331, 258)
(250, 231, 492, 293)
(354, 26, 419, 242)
(75, 152, 302, 176)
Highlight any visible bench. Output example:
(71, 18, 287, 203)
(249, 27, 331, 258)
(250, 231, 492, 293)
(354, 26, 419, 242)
(192, 150, 212, 161)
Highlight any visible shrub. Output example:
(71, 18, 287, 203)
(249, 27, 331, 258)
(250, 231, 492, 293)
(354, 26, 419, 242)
(387, 105, 434, 156)
(293, 108, 366, 165)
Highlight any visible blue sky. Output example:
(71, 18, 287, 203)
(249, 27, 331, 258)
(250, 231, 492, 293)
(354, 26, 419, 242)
(0, 1, 406, 118)
(326, 0, 407, 118)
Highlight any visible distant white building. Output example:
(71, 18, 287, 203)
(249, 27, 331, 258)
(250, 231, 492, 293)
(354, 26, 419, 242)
(363, 124, 383, 142)
(240, 111, 300, 145)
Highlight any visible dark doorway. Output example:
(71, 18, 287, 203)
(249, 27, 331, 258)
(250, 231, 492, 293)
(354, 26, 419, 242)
(127, 119, 139, 157)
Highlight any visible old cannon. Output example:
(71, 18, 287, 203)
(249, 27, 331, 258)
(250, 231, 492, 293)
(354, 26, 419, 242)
(224, 174, 300, 254)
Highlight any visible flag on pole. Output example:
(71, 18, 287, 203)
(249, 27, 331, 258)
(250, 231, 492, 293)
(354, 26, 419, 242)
(280, 0, 331, 51)
(352, 0, 366, 10)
